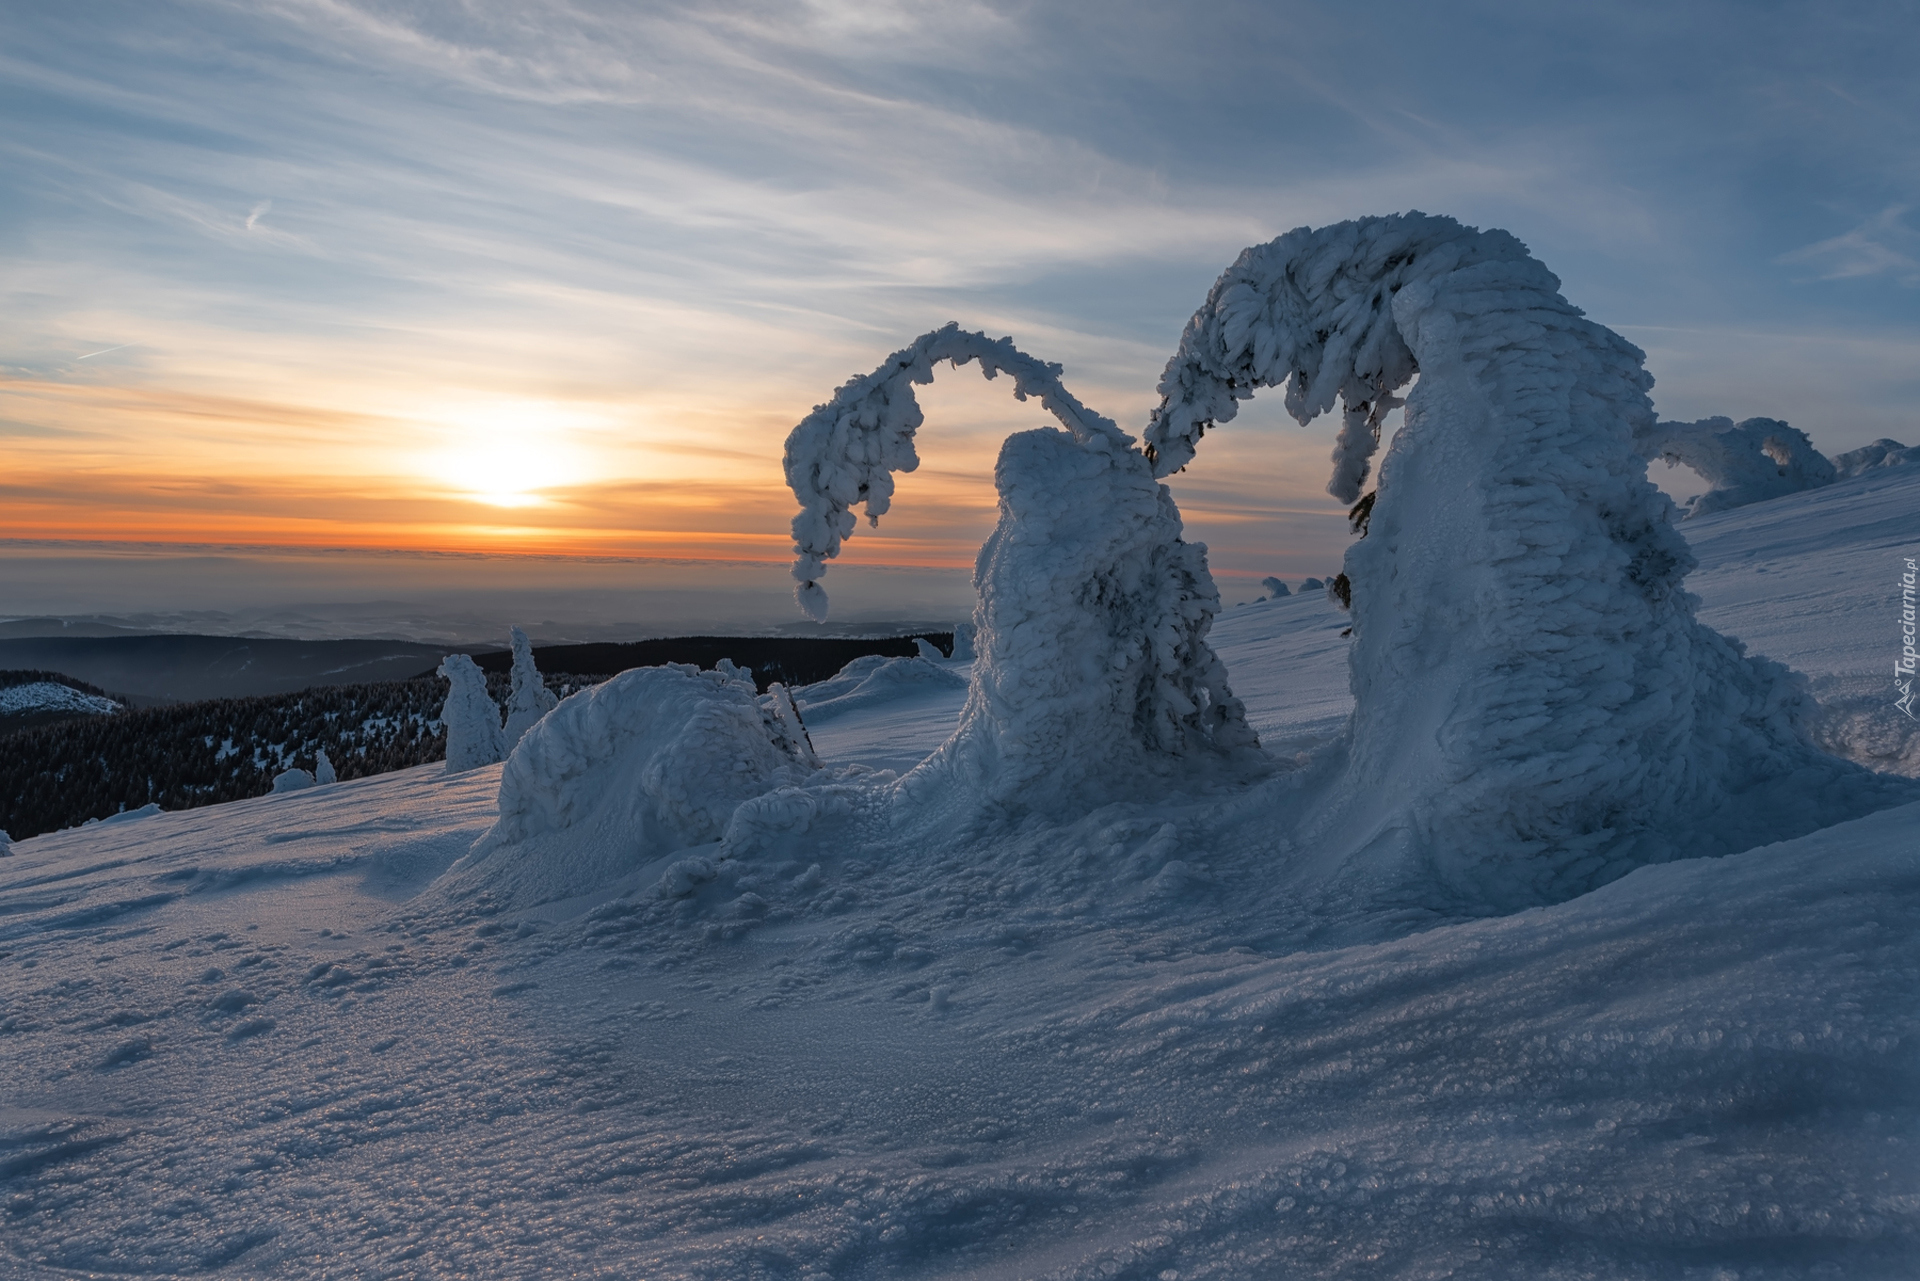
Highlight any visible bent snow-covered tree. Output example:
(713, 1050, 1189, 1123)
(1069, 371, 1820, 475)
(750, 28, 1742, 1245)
(782, 323, 1256, 809)
(1638, 416, 1836, 517)
(1148, 211, 1909, 905)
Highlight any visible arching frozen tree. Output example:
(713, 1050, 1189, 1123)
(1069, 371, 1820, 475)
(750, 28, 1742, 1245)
(1147, 211, 1909, 904)
(503, 626, 559, 748)
(1638, 416, 1836, 516)
(438, 653, 505, 773)
(782, 323, 1256, 811)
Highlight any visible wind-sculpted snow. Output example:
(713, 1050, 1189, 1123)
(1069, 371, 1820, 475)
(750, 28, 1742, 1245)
(1641, 415, 1837, 515)
(502, 626, 558, 748)
(437, 653, 504, 773)
(1143, 212, 1915, 907)
(434, 665, 818, 911)
(784, 325, 1257, 813)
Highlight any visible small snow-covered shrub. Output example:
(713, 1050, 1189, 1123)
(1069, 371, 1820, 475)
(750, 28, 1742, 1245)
(437, 654, 504, 773)
(435, 665, 818, 909)
(1639, 416, 1836, 515)
(270, 767, 314, 794)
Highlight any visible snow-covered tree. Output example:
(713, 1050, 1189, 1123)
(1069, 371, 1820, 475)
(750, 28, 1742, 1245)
(1260, 576, 1290, 598)
(1638, 416, 1836, 516)
(314, 748, 337, 786)
(1144, 211, 1906, 904)
(782, 324, 1256, 811)
(502, 627, 559, 748)
(438, 653, 505, 773)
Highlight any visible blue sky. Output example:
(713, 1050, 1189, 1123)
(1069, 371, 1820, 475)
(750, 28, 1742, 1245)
(2, 0, 1916, 630)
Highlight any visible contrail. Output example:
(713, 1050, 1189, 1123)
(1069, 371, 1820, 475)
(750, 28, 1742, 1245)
(76, 343, 135, 361)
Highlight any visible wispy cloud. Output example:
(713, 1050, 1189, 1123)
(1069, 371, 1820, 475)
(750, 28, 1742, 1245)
(1779, 207, 1920, 286)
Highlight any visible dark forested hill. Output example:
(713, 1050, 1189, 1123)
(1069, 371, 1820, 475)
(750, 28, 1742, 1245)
(0, 673, 598, 840)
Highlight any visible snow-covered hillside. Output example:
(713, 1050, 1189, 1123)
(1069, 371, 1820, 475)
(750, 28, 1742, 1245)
(3, 465, 1916, 1279)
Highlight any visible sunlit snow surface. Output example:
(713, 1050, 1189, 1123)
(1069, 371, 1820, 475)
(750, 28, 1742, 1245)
(3, 474, 1918, 1279)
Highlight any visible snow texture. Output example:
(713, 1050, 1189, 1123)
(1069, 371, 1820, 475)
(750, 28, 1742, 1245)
(784, 324, 1256, 814)
(1832, 437, 1920, 478)
(437, 653, 505, 774)
(435, 664, 818, 911)
(502, 626, 559, 747)
(1142, 212, 1915, 908)
(792, 654, 967, 724)
(1640, 415, 1838, 516)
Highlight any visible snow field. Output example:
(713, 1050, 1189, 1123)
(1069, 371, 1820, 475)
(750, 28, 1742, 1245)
(4, 212, 1918, 1278)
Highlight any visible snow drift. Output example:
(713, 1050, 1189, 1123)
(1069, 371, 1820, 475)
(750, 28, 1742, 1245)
(1640, 415, 1837, 516)
(783, 323, 1257, 813)
(435, 664, 818, 910)
(1143, 211, 1915, 907)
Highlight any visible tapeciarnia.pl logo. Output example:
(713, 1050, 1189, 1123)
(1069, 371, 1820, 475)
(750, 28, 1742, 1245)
(1898, 556, 1918, 720)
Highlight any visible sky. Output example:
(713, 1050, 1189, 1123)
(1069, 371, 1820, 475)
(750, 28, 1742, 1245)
(3, 0, 1918, 637)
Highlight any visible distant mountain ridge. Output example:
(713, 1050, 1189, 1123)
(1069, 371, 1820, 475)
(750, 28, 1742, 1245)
(0, 635, 476, 704)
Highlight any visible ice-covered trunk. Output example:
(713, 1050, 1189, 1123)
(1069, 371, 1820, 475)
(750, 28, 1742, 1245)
(903, 428, 1256, 810)
(1147, 213, 1912, 906)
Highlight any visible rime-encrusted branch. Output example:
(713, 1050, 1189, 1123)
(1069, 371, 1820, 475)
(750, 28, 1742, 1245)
(782, 322, 1132, 621)
(1144, 212, 1517, 499)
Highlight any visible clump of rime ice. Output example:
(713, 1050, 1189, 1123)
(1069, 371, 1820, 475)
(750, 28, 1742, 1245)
(502, 627, 559, 748)
(437, 654, 505, 773)
(1638, 416, 1836, 516)
(1146, 211, 1912, 906)
(1832, 437, 1920, 478)
(271, 767, 314, 794)
(781, 324, 1256, 811)
(437, 665, 817, 909)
